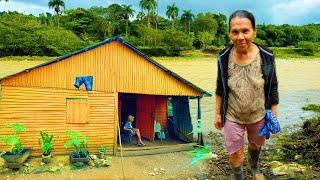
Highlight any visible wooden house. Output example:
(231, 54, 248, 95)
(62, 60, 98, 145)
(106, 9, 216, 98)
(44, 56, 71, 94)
(0, 37, 211, 156)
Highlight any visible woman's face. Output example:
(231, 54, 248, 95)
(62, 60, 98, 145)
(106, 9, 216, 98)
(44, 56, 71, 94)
(229, 16, 256, 52)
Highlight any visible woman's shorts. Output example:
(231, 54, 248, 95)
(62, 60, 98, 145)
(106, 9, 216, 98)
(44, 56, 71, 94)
(224, 119, 266, 155)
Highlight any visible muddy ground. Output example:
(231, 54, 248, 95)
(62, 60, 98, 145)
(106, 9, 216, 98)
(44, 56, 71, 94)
(1, 130, 319, 180)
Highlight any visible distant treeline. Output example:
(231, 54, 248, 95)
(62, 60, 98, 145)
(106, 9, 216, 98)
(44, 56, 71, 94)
(0, 4, 319, 57)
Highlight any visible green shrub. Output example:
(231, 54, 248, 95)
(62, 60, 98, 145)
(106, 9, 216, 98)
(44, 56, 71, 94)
(302, 104, 320, 112)
(0, 123, 26, 155)
(38, 131, 54, 155)
(202, 45, 225, 54)
(99, 146, 108, 153)
(296, 41, 319, 56)
(138, 46, 180, 56)
(64, 130, 89, 158)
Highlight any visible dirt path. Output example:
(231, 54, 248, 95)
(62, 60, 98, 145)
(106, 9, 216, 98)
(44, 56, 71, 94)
(0, 151, 209, 180)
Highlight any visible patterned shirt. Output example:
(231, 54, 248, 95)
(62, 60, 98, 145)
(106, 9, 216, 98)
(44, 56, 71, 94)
(226, 48, 265, 124)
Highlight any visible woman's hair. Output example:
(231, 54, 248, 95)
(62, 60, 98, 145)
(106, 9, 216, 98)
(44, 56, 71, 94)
(229, 10, 255, 31)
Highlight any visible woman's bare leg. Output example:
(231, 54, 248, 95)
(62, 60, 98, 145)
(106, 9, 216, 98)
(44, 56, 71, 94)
(229, 147, 245, 180)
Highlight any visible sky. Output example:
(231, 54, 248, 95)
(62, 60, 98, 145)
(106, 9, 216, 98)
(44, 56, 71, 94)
(0, 0, 320, 25)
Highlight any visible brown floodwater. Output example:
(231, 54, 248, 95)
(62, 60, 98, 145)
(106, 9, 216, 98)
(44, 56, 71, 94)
(158, 58, 320, 134)
(1, 58, 320, 134)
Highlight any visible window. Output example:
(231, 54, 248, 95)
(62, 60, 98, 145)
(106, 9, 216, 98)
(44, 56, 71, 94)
(66, 98, 88, 124)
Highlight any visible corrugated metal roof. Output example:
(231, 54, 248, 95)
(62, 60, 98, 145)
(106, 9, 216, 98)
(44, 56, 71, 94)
(0, 36, 211, 97)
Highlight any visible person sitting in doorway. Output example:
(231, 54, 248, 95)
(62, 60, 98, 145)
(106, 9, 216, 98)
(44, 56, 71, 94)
(123, 115, 145, 146)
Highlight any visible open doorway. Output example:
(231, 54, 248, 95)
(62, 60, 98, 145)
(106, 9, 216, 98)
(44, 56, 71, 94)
(118, 94, 191, 148)
(119, 93, 137, 128)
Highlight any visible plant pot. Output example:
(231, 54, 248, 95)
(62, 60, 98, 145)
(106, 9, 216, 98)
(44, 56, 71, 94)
(69, 153, 90, 164)
(98, 151, 105, 159)
(42, 153, 52, 164)
(2, 148, 31, 169)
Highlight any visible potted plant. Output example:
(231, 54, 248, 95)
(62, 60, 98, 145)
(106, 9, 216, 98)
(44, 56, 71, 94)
(0, 123, 31, 169)
(64, 130, 90, 164)
(38, 131, 54, 164)
(98, 146, 108, 159)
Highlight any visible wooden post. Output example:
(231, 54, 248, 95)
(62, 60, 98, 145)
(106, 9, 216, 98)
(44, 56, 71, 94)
(197, 97, 204, 145)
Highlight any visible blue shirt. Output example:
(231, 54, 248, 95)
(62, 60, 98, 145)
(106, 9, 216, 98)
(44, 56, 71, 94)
(124, 121, 133, 129)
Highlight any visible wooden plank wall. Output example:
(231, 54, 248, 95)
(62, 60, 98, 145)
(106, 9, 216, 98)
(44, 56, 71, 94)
(0, 86, 115, 156)
(155, 96, 168, 130)
(1, 41, 201, 97)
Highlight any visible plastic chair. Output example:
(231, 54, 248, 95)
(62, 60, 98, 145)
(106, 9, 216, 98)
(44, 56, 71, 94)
(154, 121, 165, 141)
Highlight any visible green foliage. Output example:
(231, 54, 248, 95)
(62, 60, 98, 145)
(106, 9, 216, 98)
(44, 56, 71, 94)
(192, 13, 218, 35)
(302, 115, 320, 134)
(138, 46, 179, 56)
(0, 12, 84, 56)
(63, 8, 109, 41)
(1, 4, 320, 57)
(0, 123, 26, 155)
(198, 31, 215, 49)
(296, 41, 319, 56)
(163, 28, 194, 51)
(202, 45, 224, 54)
(302, 104, 320, 112)
(271, 47, 320, 58)
(38, 131, 54, 155)
(254, 37, 267, 46)
(64, 130, 89, 157)
(99, 146, 108, 153)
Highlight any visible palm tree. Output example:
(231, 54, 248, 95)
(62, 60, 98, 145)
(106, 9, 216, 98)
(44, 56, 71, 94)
(0, 0, 9, 2)
(136, 11, 145, 21)
(48, 0, 65, 28)
(166, 3, 179, 28)
(139, 0, 157, 27)
(181, 10, 194, 34)
(121, 4, 135, 37)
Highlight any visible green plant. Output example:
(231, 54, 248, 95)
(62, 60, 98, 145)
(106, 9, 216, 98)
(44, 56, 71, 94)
(99, 146, 108, 153)
(0, 123, 26, 155)
(64, 130, 89, 158)
(296, 41, 319, 56)
(302, 104, 320, 113)
(38, 131, 54, 155)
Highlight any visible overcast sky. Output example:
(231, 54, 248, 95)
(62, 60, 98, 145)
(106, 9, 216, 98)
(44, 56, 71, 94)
(0, 0, 319, 25)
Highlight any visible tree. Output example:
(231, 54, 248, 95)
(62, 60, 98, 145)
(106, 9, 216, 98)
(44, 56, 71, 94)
(38, 13, 54, 26)
(181, 10, 194, 34)
(166, 3, 179, 28)
(0, 0, 10, 2)
(63, 8, 108, 42)
(106, 4, 126, 36)
(198, 31, 214, 49)
(139, 0, 157, 27)
(48, 0, 65, 28)
(121, 4, 135, 37)
(192, 13, 218, 37)
(136, 11, 145, 21)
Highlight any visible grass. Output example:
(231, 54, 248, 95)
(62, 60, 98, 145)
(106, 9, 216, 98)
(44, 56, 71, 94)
(271, 47, 320, 59)
(162, 48, 320, 59)
(302, 104, 320, 112)
(0, 58, 49, 79)
(0, 56, 54, 61)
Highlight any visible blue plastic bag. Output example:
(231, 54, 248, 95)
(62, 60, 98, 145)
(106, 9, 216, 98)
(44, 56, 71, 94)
(258, 109, 281, 139)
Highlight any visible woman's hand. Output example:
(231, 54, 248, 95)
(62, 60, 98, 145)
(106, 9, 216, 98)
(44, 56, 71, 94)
(214, 114, 224, 130)
(271, 104, 278, 118)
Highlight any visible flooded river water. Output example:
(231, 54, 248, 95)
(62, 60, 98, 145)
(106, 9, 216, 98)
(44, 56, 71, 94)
(158, 58, 320, 135)
(1, 58, 319, 135)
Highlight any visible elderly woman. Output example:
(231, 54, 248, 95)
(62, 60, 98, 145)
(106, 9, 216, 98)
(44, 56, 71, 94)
(123, 115, 145, 146)
(214, 10, 279, 180)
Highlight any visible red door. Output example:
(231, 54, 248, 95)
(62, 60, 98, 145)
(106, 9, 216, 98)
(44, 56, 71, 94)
(136, 95, 155, 140)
